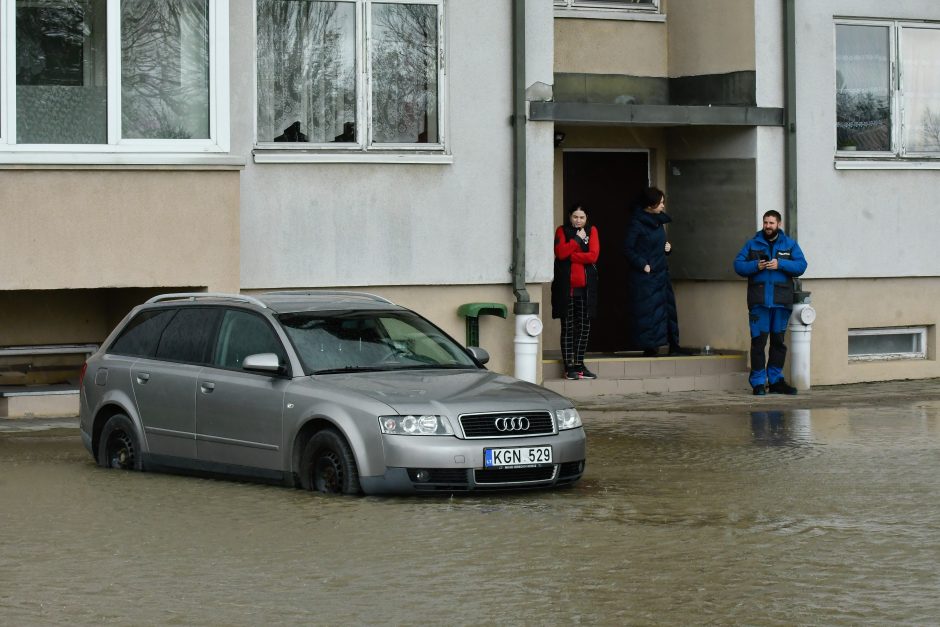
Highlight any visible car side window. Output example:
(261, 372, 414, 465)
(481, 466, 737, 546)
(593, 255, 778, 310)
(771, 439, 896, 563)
(109, 309, 176, 357)
(154, 308, 221, 364)
(212, 309, 287, 372)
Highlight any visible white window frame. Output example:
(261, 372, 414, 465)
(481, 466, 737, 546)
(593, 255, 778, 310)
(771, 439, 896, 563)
(848, 326, 928, 362)
(834, 18, 940, 162)
(554, 0, 663, 23)
(0, 0, 230, 159)
(252, 0, 449, 163)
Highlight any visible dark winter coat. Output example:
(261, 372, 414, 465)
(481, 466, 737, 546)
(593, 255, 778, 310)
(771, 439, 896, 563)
(551, 224, 600, 319)
(623, 208, 679, 349)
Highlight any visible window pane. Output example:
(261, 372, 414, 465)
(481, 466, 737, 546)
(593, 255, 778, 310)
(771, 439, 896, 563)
(849, 331, 923, 357)
(901, 28, 940, 153)
(121, 0, 210, 140)
(256, 1, 356, 143)
(155, 308, 220, 364)
(836, 24, 891, 152)
(213, 310, 285, 370)
(16, 0, 108, 144)
(371, 3, 438, 144)
(110, 309, 176, 357)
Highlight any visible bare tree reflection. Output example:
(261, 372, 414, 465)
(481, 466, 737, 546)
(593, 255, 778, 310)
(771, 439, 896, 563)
(121, 0, 209, 139)
(920, 108, 940, 151)
(257, 1, 355, 143)
(371, 4, 437, 144)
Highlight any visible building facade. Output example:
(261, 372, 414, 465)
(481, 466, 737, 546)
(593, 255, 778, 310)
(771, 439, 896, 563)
(541, 0, 940, 386)
(1, 0, 938, 416)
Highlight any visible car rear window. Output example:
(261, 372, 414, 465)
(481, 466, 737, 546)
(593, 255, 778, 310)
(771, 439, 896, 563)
(109, 309, 176, 358)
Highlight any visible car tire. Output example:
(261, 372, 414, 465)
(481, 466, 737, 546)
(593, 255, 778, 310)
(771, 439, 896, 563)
(300, 429, 360, 495)
(97, 414, 143, 471)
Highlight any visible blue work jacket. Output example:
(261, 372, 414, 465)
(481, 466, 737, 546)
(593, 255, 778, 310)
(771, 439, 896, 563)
(733, 230, 807, 309)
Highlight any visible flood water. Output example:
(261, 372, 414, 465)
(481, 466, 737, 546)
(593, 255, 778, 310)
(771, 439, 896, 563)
(2, 402, 940, 625)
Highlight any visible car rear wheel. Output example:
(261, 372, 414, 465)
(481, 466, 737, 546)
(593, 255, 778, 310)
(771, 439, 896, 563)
(97, 414, 143, 471)
(300, 429, 360, 495)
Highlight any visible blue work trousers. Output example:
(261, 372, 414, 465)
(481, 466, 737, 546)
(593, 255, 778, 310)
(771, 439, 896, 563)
(748, 306, 791, 387)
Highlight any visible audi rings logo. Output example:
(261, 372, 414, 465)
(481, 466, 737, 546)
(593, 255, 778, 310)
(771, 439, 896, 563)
(495, 416, 530, 432)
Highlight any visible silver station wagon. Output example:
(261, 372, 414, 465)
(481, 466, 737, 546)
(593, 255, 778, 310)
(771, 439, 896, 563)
(79, 292, 586, 494)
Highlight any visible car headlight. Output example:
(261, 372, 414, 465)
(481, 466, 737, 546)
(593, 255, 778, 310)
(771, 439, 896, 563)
(379, 415, 454, 436)
(555, 408, 582, 430)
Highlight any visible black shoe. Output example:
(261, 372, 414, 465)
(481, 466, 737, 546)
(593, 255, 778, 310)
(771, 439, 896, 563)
(578, 365, 597, 380)
(642, 348, 658, 357)
(753, 385, 767, 396)
(564, 368, 582, 381)
(668, 344, 696, 356)
(769, 380, 798, 395)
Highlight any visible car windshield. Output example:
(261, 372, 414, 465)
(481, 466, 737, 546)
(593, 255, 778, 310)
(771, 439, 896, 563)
(278, 310, 480, 375)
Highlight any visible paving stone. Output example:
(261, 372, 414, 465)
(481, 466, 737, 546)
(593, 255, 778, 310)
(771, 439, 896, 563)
(650, 359, 676, 376)
(668, 376, 696, 392)
(673, 359, 702, 376)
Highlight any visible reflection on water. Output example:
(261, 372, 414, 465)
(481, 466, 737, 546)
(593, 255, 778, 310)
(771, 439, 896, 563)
(2, 403, 940, 624)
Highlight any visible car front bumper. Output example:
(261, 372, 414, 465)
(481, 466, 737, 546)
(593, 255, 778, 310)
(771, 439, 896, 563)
(360, 428, 586, 494)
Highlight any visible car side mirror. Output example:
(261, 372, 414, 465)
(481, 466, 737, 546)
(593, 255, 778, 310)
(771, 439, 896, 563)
(242, 353, 285, 375)
(467, 346, 490, 365)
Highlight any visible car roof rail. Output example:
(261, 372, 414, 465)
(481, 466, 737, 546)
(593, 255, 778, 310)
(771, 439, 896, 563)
(263, 290, 394, 305)
(145, 293, 268, 309)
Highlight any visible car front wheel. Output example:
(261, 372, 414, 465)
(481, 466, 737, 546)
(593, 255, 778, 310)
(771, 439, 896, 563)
(300, 429, 361, 495)
(97, 414, 143, 471)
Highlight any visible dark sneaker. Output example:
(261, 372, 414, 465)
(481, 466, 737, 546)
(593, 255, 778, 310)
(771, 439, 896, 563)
(642, 348, 659, 357)
(668, 344, 696, 356)
(769, 380, 798, 395)
(752, 385, 767, 396)
(578, 365, 597, 380)
(565, 368, 582, 381)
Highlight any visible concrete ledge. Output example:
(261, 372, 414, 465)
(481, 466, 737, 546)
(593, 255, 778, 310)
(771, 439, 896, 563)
(0, 393, 79, 418)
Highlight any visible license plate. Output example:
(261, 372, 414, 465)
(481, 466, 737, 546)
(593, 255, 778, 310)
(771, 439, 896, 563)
(484, 446, 552, 468)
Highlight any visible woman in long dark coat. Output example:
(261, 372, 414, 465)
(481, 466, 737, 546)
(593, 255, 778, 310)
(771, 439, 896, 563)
(623, 187, 693, 356)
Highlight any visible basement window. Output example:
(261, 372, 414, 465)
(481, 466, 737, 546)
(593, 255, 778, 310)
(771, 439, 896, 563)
(848, 326, 927, 361)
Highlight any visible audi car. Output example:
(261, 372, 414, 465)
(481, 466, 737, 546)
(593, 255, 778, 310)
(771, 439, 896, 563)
(79, 292, 586, 494)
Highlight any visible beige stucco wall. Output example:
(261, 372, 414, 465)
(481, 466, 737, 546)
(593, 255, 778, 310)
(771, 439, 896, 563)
(807, 278, 939, 385)
(554, 18, 667, 76)
(666, 0, 755, 77)
(246, 284, 541, 378)
(673, 280, 751, 353)
(674, 278, 940, 386)
(0, 170, 240, 292)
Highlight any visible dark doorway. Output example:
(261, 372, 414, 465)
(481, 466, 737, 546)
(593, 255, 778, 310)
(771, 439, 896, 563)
(563, 151, 649, 352)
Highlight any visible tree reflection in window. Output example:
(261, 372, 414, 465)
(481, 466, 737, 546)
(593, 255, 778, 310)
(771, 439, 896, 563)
(835, 24, 890, 152)
(370, 3, 438, 144)
(256, 1, 356, 144)
(121, 0, 209, 140)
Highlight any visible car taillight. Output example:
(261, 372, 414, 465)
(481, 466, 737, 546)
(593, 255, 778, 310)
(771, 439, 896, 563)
(79, 362, 88, 388)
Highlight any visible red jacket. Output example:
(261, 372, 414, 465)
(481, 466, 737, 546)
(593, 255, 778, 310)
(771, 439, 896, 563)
(554, 225, 600, 291)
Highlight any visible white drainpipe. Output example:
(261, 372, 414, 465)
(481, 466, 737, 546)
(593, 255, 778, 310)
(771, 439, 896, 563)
(788, 300, 816, 390)
(514, 314, 543, 383)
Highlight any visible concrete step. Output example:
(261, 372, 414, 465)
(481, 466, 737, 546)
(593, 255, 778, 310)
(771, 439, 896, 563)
(542, 352, 749, 399)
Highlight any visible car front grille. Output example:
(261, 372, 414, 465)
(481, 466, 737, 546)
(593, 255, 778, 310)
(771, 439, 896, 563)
(459, 411, 555, 439)
(474, 465, 557, 485)
(407, 468, 469, 484)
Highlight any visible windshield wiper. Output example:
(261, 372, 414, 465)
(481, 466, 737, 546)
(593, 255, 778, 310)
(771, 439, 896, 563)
(312, 366, 391, 375)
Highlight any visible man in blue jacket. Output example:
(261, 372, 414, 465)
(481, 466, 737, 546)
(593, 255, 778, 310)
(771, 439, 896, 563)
(733, 210, 808, 395)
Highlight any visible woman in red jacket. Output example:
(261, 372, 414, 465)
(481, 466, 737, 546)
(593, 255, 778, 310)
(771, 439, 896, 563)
(551, 204, 600, 380)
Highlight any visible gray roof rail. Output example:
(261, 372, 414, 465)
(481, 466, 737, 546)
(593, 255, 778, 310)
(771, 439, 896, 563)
(145, 293, 268, 309)
(263, 290, 394, 305)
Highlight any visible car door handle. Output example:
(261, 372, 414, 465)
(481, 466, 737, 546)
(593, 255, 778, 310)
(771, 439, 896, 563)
(200, 382, 215, 394)
(136, 373, 150, 384)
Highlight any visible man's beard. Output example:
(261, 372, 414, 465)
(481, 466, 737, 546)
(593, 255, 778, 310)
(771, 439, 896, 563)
(763, 227, 779, 240)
